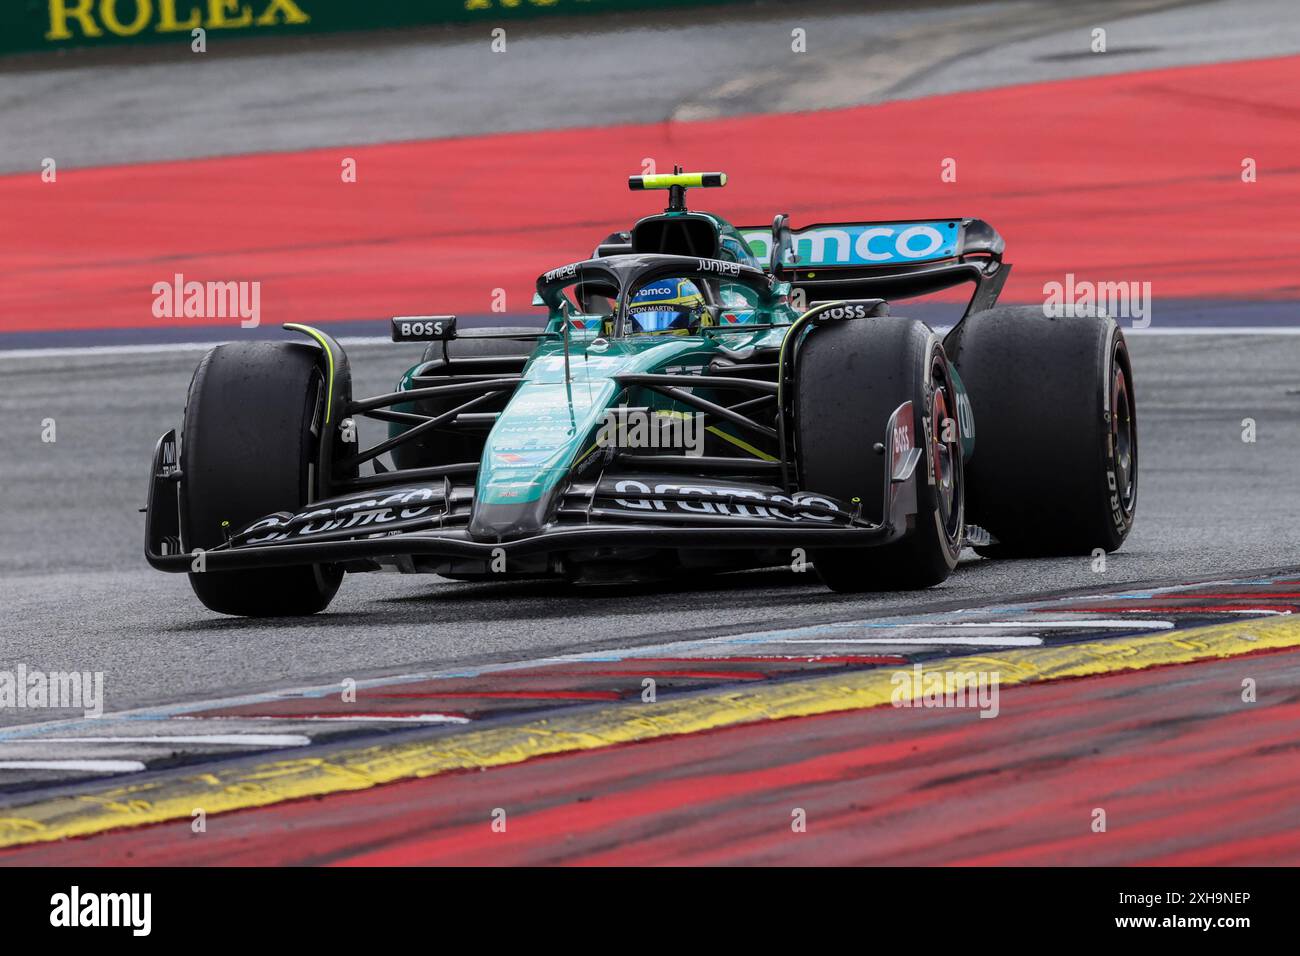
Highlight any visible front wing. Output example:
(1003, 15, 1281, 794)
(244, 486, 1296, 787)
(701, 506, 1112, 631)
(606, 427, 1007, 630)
(145, 402, 923, 573)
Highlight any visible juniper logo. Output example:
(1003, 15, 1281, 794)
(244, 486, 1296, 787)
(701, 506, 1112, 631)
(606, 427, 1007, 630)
(151, 272, 261, 328)
(595, 408, 705, 457)
(0, 665, 104, 718)
(50, 886, 151, 937)
(890, 664, 1000, 718)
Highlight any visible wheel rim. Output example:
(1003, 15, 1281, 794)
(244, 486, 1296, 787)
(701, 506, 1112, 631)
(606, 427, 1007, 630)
(1111, 350, 1137, 517)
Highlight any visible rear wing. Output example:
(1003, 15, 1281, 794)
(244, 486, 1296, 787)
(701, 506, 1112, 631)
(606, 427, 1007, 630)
(738, 217, 1010, 318)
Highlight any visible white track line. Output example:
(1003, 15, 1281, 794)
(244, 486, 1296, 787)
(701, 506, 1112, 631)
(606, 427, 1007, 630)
(0, 760, 145, 772)
(179, 714, 471, 724)
(0, 335, 392, 360)
(1140, 608, 1289, 615)
(1124, 327, 1300, 336)
(32, 734, 311, 746)
(831, 619, 1175, 629)
(766, 636, 1045, 646)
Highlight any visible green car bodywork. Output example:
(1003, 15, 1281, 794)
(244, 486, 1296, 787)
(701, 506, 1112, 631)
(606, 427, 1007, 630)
(143, 172, 1027, 612)
(388, 204, 974, 544)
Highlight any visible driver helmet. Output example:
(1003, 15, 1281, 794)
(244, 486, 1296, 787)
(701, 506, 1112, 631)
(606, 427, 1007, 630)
(624, 278, 708, 335)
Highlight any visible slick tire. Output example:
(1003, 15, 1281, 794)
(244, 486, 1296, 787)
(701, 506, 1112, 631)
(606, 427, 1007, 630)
(181, 342, 342, 616)
(391, 328, 538, 469)
(796, 317, 964, 591)
(946, 306, 1137, 556)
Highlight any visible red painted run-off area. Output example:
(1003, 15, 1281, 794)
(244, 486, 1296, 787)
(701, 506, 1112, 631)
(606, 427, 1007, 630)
(2, 55, 1299, 334)
(6, 647, 1298, 866)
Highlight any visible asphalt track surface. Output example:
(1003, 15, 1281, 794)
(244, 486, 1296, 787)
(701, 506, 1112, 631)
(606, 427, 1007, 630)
(3, 332, 1299, 724)
(1, 0, 1299, 830)
(4, 0, 1298, 171)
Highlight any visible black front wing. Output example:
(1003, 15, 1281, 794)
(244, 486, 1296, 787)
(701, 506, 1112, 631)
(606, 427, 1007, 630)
(144, 401, 923, 574)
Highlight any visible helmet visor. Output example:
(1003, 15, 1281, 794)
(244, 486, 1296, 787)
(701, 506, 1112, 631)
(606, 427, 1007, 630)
(627, 306, 692, 333)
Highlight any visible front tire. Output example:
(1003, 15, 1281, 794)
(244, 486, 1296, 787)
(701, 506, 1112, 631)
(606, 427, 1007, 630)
(181, 342, 342, 616)
(795, 317, 964, 591)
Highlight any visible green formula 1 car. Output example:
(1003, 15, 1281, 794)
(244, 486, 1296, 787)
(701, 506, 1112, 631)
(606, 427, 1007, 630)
(144, 170, 1137, 616)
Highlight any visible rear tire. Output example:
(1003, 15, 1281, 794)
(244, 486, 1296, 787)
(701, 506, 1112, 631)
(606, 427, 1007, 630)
(946, 306, 1137, 556)
(181, 342, 342, 616)
(795, 318, 964, 591)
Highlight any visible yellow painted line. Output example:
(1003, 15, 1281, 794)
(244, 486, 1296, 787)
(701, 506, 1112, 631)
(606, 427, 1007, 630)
(1, 616, 1297, 849)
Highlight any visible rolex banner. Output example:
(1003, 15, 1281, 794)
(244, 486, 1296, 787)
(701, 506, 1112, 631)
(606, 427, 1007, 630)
(2, 0, 752, 55)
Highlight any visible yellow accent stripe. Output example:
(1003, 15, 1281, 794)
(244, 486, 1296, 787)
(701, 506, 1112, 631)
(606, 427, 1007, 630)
(775, 301, 841, 413)
(283, 323, 335, 424)
(1, 616, 1296, 848)
(705, 425, 778, 461)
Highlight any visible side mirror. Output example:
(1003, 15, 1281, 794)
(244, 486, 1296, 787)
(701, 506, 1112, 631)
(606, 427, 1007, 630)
(770, 213, 797, 275)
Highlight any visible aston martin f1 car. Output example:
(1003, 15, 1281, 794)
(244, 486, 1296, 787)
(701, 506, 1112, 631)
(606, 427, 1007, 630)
(144, 170, 1137, 616)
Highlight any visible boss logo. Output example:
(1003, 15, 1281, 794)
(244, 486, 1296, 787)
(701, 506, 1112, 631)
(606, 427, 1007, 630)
(815, 300, 884, 320)
(832, 305, 870, 319)
(403, 321, 445, 337)
(391, 316, 457, 341)
(892, 420, 913, 458)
